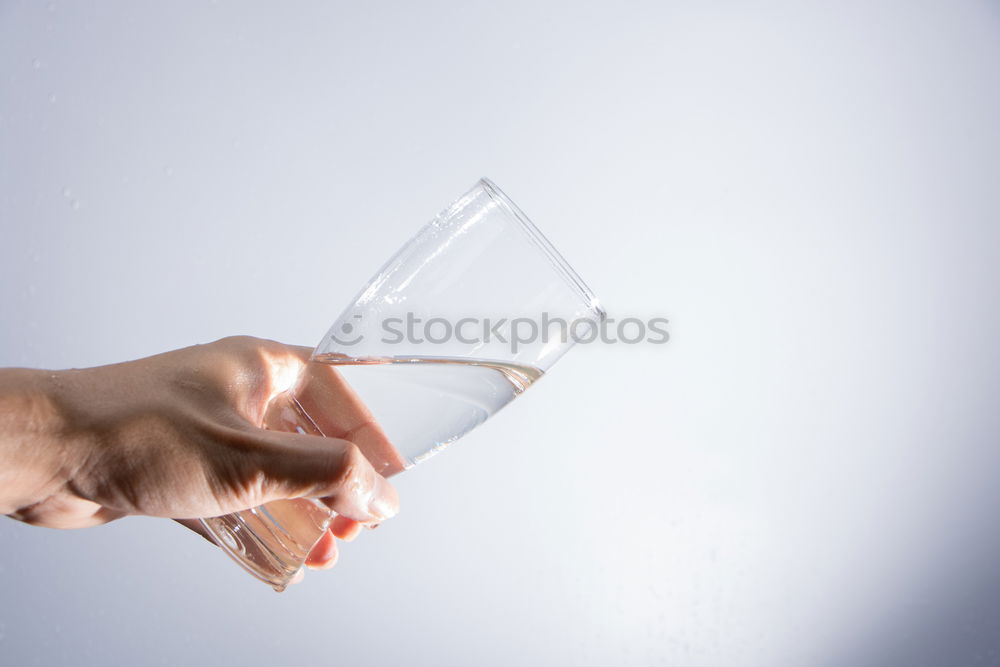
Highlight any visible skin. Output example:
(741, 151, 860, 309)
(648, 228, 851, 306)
(0, 336, 400, 579)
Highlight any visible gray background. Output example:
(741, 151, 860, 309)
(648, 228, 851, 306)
(2, 1, 999, 665)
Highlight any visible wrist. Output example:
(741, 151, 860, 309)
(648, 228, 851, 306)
(0, 369, 91, 515)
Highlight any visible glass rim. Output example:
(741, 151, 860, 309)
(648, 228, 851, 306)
(478, 177, 606, 322)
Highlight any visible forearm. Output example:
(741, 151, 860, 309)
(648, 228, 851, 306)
(0, 369, 83, 515)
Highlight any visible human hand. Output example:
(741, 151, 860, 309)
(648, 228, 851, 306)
(0, 336, 400, 573)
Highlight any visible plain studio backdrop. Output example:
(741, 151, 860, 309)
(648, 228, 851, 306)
(2, 2, 999, 665)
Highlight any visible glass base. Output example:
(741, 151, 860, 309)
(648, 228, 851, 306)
(200, 498, 332, 591)
(201, 388, 333, 591)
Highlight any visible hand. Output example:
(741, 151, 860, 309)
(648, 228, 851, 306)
(0, 336, 400, 574)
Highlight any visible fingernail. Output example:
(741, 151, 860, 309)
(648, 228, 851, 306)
(305, 549, 339, 570)
(367, 475, 399, 521)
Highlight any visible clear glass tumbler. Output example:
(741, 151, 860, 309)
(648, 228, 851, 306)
(200, 178, 605, 590)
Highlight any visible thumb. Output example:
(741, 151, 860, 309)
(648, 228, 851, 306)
(246, 428, 400, 523)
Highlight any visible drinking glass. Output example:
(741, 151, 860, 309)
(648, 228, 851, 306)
(200, 178, 605, 590)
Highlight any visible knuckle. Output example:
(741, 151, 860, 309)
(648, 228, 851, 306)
(216, 337, 274, 371)
(217, 334, 260, 348)
(331, 443, 370, 494)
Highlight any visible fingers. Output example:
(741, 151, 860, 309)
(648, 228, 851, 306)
(200, 336, 407, 476)
(315, 443, 400, 522)
(283, 361, 408, 477)
(206, 339, 405, 474)
(330, 514, 363, 541)
(250, 429, 400, 524)
(304, 518, 364, 570)
(186, 337, 401, 578)
(304, 529, 339, 569)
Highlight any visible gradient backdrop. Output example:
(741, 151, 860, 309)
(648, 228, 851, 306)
(2, 1, 1000, 665)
